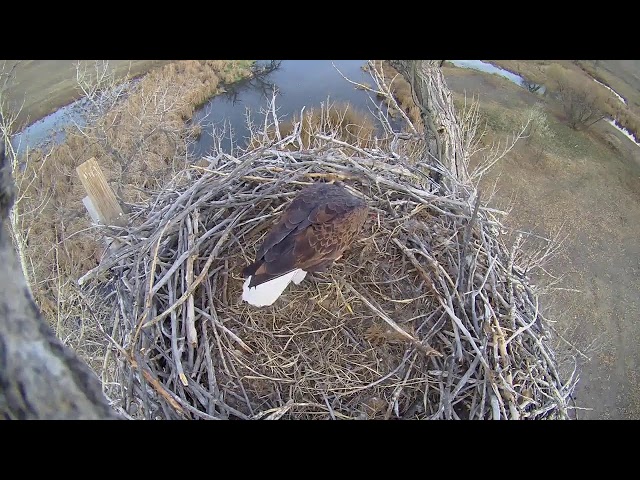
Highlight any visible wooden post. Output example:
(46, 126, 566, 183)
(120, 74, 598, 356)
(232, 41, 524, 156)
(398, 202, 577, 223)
(76, 158, 127, 227)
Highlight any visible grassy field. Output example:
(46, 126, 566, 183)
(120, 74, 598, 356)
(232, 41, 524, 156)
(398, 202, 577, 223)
(443, 63, 640, 419)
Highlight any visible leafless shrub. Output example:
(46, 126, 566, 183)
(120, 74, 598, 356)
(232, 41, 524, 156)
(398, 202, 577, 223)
(547, 64, 607, 130)
(520, 102, 556, 163)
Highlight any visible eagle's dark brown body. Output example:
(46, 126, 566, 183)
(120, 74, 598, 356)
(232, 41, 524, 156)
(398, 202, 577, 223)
(243, 182, 368, 289)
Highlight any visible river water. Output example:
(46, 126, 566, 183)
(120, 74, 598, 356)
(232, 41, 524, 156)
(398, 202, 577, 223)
(188, 60, 384, 156)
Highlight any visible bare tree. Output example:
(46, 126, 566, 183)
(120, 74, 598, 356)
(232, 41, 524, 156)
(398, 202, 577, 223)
(547, 65, 607, 130)
(0, 127, 117, 420)
(216, 61, 282, 106)
(389, 60, 467, 188)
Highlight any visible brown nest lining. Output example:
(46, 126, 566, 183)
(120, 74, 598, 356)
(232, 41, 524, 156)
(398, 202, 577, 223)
(79, 87, 578, 419)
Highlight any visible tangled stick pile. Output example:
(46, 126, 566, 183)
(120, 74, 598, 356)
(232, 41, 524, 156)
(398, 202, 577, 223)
(78, 84, 578, 419)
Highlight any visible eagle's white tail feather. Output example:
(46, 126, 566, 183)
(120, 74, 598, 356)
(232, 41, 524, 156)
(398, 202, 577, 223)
(242, 269, 306, 307)
(291, 269, 307, 285)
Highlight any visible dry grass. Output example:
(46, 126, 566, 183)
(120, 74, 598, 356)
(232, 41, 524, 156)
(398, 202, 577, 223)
(442, 61, 640, 418)
(78, 94, 577, 420)
(245, 61, 421, 155)
(6, 60, 255, 373)
(282, 101, 378, 149)
(247, 100, 379, 151)
(611, 107, 640, 140)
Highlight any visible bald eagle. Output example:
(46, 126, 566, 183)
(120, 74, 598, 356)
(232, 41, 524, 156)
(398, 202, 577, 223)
(242, 182, 369, 307)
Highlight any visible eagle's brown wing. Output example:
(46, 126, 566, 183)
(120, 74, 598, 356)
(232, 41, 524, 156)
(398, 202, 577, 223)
(243, 183, 368, 288)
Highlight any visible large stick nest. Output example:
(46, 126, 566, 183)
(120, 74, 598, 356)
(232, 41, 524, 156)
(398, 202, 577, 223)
(82, 92, 577, 420)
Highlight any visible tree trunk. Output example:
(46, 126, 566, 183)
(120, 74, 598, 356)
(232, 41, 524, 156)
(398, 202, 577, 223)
(0, 129, 118, 420)
(389, 60, 467, 188)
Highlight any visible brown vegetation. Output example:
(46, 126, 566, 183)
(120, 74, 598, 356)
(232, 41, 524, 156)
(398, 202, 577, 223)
(573, 60, 640, 109)
(0, 133, 117, 419)
(0, 59, 580, 420)
(1, 60, 172, 129)
(611, 107, 640, 141)
(275, 101, 378, 149)
(484, 60, 550, 88)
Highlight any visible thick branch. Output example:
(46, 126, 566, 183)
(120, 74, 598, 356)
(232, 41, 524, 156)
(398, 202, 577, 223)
(389, 60, 467, 187)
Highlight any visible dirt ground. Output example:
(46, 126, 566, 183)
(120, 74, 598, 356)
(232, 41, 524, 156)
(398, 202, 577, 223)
(1, 60, 170, 129)
(444, 66, 640, 419)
